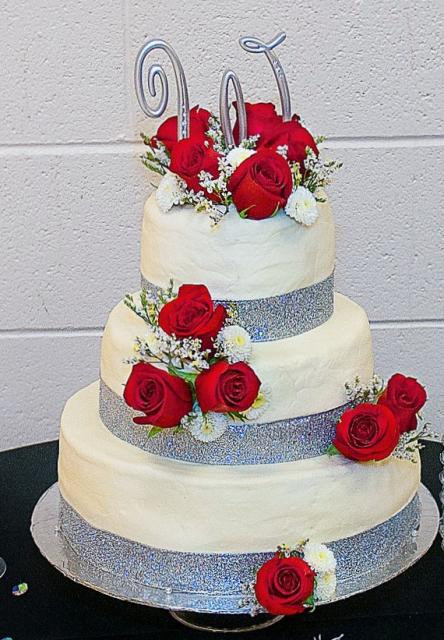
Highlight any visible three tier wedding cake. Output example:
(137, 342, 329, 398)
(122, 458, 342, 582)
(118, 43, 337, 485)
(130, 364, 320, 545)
(56, 34, 429, 616)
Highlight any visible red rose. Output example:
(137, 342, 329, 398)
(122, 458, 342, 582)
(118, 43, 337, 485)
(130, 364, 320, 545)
(333, 403, 399, 462)
(169, 137, 221, 199)
(378, 374, 427, 433)
(267, 118, 318, 168)
(228, 149, 292, 220)
(195, 360, 261, 413)
(233, 102, 282, 146)
(153, 105, 211, 152)
(255, 555, 315, 616)
(158, 284, 227, 351)
(123, 362, 192, 428)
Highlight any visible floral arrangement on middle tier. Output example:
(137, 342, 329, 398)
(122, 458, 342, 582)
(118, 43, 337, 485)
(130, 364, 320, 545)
(327, 374, 432, 464)
(123, 282, 267, 442)
(141, 102, 341, 225)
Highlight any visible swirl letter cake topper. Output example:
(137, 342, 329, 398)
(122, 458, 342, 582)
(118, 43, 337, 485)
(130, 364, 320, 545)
(219, 70, 247, 146)
(134, 39, 190, 139)
(239, 31, 291, 121)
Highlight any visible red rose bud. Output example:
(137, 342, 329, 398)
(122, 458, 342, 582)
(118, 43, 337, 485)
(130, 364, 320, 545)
(267, 119, 318, 169)
(154, 105, 211, 152)
(333, 403, 399, 462)
(228, 149, 292, 220)
(123, 362, 192, 428)
(233, 102, 283, 146)
(158, 284, 227, 351)
(254, 555, 315, 616)
(378, 373, 427, 433)
(169, 137, 221, 200)
(195, 360, 261, 413)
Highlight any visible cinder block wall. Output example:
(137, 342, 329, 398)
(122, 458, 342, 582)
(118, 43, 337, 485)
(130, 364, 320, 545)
(1, 1, 443, 449)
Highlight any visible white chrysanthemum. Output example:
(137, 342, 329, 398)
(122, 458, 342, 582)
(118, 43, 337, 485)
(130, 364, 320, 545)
(244, 385, 270, 421)
(303, 543, 337, 574)
(226, 147, 256, 169)
(183, 411, 229, 442)
(156, 171, 184, 212)
(285, 187, 319, 226)
(216, 325, 252, 363)
(315, 571, 337, 601)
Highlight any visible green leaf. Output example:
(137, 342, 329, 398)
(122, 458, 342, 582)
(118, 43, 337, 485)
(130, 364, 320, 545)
(147, 426, 163, 439)
(304, 594, 315, 607)
(173, 425, 186, 435)
(326, 444, 340, 456)
(303, 593, 316, 613)
(142, 160, 166, 176)
(140, 132, 152, 145)
(227, 411, 248, 422)
(237, 205, 254, 219)
(167, 366, 198, 384)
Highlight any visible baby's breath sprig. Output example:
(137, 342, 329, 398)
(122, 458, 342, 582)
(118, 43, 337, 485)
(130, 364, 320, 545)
(206, 114, 227, 153)
(239, 134, 260, 150)
(124, 280, 175, 326)
(135, 329, 211, 373)
(124, 291, 156, 325)
(290, 161, 303, 189)
(345, 375, 385, 406)
(140, 134, 170, 177)
(303, 146, 343, 196)
(393, 423, 439, 463)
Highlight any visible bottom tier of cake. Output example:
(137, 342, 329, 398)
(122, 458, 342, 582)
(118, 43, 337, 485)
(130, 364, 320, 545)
(57, 382, 422, 612)
(59, 382, 420, 549)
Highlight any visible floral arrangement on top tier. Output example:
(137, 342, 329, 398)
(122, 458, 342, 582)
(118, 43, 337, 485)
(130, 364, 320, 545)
(327, 374, 433, 463)
(123, 282, 267, 442)
(141, 103, 341, 226)
(241, 541, 337, 616)
(135, 33, 341, 226)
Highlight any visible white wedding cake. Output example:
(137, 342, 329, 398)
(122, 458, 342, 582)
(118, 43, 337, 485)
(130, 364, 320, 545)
(55, 35, 428, 616)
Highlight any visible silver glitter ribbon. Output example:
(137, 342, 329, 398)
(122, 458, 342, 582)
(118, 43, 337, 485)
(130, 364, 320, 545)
(140, 271, 334, 342)
(99, 380, 351, 465)
(58, 494, 420, 612)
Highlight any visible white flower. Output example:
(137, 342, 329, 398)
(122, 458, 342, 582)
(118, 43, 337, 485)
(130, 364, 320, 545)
(276, 144, 288, 159)
(244, 385, 270, 421)
(143, 327, 161, 357)
(152, 142, 170, 166)
(285, 187, 319, 226)
(226, 147, 256, 170)
(303, 542, 337, 574)
(156, 171, 184, 212)
(216, 325, 252, 363)
(182, 410, 229, 442)
(315, 571, 337, 601)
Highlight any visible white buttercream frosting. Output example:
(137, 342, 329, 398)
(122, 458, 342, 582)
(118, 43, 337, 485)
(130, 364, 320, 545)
(100, 293, 374, 421)
(140, 193, 335, 300)
(58, 381, 420, 553)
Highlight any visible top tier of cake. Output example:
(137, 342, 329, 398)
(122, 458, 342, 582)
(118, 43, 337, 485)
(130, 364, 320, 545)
(140, 192, 335, 301)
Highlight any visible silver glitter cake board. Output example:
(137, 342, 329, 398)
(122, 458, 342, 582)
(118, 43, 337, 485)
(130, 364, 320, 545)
(31, 483, 439, 618)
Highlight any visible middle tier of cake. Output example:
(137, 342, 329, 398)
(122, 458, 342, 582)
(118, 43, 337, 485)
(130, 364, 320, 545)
(101, 292, 374, 425)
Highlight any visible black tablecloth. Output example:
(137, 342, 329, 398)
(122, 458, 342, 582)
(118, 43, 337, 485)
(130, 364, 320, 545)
(0, 441, 443, 640)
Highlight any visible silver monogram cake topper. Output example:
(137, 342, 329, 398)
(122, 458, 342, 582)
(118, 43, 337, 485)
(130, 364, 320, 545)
(239, 32, 291, 121)
(219, 70, 247, 147)
(134, 39, 190, 139)
(134, 33, 291, 142)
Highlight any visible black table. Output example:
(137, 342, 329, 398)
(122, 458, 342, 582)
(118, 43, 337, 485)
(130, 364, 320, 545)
(0, 441, 443, 640)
